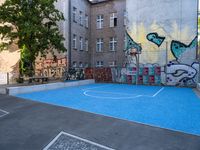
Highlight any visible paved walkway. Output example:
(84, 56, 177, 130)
(0, 94, 200, 150)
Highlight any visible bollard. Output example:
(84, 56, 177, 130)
(7, 72, 9, 85)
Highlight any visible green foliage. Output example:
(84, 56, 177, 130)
(0, 0, 67, 76)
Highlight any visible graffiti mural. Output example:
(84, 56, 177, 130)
(171, 36, 197, 64)
(85, 68, 112, 82)
(125, 32, 142, 53)
(163, 37, 199, 86)
(126, 0, 198, 86)
(63, 68, 84, 80)
(164, 61, 198, 86)
(116, 65, 161, 85)
(146, 33, 165, 47)
(35, 57, 67, 78)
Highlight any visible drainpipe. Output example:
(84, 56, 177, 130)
(68, 0, 72, 70)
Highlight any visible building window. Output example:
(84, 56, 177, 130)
(72, 61, 77, 68)
(85, 62, 89, 68)
(73, 34, 77, 49)
(73, 7, 77, 22)
(124, 10, 127, 26)
(109, 61, 116, 67)
(96, 15, 103, 29)
(85, 15, 89, 28)
(79, 37, 83, 51)
(79, 11, 83, 26)
(79, 62, 83, 68)
(96, 61, 103, 67)
(96, 38, 103, 52)
(110, 13, 117, 27)
(109, 37, 117, 51)
(85, 39, 89, 51)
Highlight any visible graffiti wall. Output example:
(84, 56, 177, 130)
(126, 0, 198, 86)
(84, 67, 161, 85)
(35, 57, 67, 78)
(85, 68, 113, 82)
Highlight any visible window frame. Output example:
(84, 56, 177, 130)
(79, 11, 83, 26)
(72, 61, 77, 68)
(109, 61, 117, 67)
(72, 34, 77, 49)
(96, 38, 104, 52)
(96, 15, 104, 29)
(109, 37, 117, 51)
(110, 13, 117, 28)
(72, 7, 77, 23)
(85, 14, 89, 28)
(96, 61, 104, 67)
(85, 39, 89, 51)
(79, 36, 83, 51)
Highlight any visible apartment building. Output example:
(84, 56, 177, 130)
(90, 0, 126, 67)
(69, 0, 126, 68)
(69, 0, 91, 68)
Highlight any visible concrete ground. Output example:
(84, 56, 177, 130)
(0, 94, 200, 150)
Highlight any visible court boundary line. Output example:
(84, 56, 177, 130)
(43, 131, 115, 150)
(81, 85, 112, 91)
(152, 87, 164, 97)
(83, 87, 165, 99)
(84, 91, 142, 99)
(0, 109, 9, 118)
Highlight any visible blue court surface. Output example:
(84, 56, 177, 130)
(15, 83, 200, 136)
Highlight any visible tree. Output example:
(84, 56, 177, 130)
(0, 0, 67, 76)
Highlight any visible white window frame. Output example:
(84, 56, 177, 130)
(85, 39, 89, 51)
(73, 34, 77, 49)
(72, 61, 77, 68)
(109, 37, 117, 51)
(85, 62, 89, 68)
(110, 13, 117, 27)
(85, 15, 89, 28)
(96, 15, 103, 29)
(109, 61, 116, 67)
(72, 7, 77, 22)
(79, 62, 83, 68)
(96, 61, 104, 67)
(96, 38, 103, 52)
(79, 11, 83, 26)
(79, 37, 83, 51)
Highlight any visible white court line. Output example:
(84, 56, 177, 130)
(152, 87, 164, 97)
(43, 131, 115, 150)
(85, 90, 139, 96)
(81, 85, 112, 91)
(81, 84, 165, 99)
(0, 109, 9, 118)
(84, 91, 142, 99)
(83, 87, 165, 99)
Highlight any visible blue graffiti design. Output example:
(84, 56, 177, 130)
(146, 33, 165, 47)
(171, 36, 197, 60)
(125, 31, 142, 52)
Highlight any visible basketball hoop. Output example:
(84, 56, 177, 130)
(130, 51, 137, 56)
(130, 48, 139, 57)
